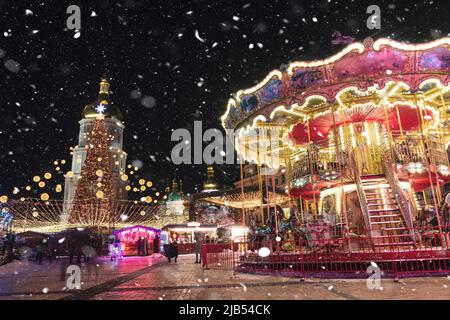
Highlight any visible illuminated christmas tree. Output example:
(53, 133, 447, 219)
(69, 114, 115, 226)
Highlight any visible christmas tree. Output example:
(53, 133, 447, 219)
(69, 115, 115, 226)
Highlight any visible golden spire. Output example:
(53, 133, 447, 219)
(164, 177, 171, 194)
(202, 165, 218, 191)
(172, 178, 179, 192)
(99, 76, 110, 94)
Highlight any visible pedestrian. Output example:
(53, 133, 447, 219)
(35, 240, 46, 265)
(69, 233, 82, 264)
(166, 240, 179, 263)
(153, 235, 160, 255)
(195, 235, 202, 264)
(171, 240, 178, 263)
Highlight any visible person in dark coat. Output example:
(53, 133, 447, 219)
(166, 240, 178, 263)
(35, 240, 46, 265)
(47, 236, 58, 263)
(69, 231, 82, 264)
(153, 235, 160, 254)
(195, 235, 202, 264)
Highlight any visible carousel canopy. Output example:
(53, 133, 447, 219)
(222, 37, 450, 168)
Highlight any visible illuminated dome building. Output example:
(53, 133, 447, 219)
(62, 77, 128, 219)
(222, 37, 450, 244)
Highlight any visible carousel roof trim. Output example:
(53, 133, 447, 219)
(236, 70, 284, 100)
(287, 41, 366, 75)
(222, 37, 450, 132)
(240, 37, 450, 98)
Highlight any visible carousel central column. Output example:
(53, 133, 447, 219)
(335, 105, 351, 250)
(256, 128, 265, 225)
(239, 144, 246, 227)
(415, 94, 444, 241)
(306, 117, 317, 218)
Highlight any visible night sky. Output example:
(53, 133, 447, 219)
(0, 0, 449, 198)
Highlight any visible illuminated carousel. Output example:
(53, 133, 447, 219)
(222, 37, 450, 251)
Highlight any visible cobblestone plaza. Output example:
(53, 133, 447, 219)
(1, 254, 449, 300)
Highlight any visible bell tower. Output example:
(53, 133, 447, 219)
(62, 76, 128, 222)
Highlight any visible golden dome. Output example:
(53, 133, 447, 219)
(82, 76, 123, 121)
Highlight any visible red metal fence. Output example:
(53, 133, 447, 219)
(202, 227, 450, 279)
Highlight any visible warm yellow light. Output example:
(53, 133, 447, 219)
(0, 195, 8, 203)
(38, 181, 45, 188)
(33, 176, 41, 182)
(145, 196, 152, 203)
(155, 192, 160, 197)
(139, 179, 145, 185)
(146, 181, 152, 187)
(121, 174, 128, 181)
(66, 171, 74, 178)
(44, 172, 52, 180)
(25, 185, 31, 191)
(125, 185, 131, 191)
(96, 169, 103, 177)
(96, 191, 104, 199)
(40, 193, 49, 201)
(140, 186, 146, 191)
